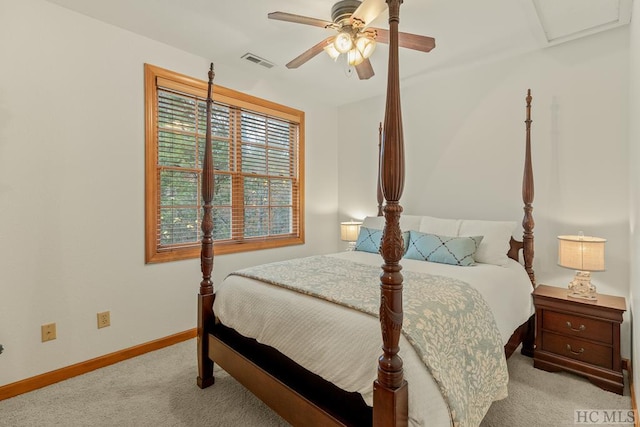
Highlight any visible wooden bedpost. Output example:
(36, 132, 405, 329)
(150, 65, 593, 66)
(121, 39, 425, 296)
(197, 63, 216, 389)
(374, 1, 408, 426)
(377, 122, 384, 217)
(520, 89, 536, 357)
(522, 89, 535, 286)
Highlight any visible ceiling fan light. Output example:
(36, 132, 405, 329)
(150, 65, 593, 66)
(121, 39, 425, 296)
(356, 35, 376, 59)
(324, 43, 341, 61)
(334, 32, 353, 54)
(347, 48, 364, 66)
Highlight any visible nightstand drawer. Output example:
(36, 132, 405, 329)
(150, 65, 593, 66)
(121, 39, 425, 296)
(542, 310, 612, 344)
(541, 332, 612, 369)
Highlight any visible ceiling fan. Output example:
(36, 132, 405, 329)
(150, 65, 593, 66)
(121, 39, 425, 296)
(268, 0, 436, 80)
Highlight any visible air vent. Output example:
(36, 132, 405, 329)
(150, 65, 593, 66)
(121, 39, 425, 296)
(241, 53, 275, 69)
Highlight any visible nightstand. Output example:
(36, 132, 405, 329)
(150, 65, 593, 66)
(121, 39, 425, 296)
(532, 284, 626, 394)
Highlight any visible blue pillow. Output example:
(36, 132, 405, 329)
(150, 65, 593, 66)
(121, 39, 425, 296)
(354, 226, 410, 254)
(354, 226, 382, 253)
(404, 230, 483, 266)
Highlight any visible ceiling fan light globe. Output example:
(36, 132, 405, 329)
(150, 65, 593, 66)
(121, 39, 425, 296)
(334, 32, 353, 53)
(356, 35, 376, 59)
(347, 48, 364, 66)
(323, 44, 341, 61)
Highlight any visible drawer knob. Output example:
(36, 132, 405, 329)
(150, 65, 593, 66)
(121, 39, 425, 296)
(566, 321, 586, 332)
(566, 344, 585, 355)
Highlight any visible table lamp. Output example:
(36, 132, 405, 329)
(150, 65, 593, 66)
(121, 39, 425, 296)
(340, 220, 362, 251)
(557, 234, 606, 301)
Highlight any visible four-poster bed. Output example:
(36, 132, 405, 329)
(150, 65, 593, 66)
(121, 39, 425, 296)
(196, 1, 536, 426)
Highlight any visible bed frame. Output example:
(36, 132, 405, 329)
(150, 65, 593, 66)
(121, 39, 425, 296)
(196, 1, 536, 425)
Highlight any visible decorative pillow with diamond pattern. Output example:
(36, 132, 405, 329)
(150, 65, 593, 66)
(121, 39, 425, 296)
(404, 230, 483, 266)
(354, 226, 410, 254)
(354, 226, 382, 253)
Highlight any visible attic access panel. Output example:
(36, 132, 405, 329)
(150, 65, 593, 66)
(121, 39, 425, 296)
(532, 0, 632, 44)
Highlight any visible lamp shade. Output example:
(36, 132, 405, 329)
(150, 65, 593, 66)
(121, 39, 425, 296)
(356, 35, 376, 59)
(323, 43, 341, 60)
(347, 48, 364, 66)
(557, 235, 606, 272)
(334, 32, 353, 53)
(340, 221, 362, 242)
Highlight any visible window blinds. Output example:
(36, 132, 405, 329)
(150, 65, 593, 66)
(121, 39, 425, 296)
(156, 87, 300, 250)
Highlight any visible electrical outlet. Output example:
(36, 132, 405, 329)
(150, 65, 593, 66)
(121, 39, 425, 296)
(41, 323, 56, 342)
(97, 311, 110, 329)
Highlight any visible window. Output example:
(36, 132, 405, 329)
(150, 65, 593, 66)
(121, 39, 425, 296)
(145, 64, 305, 263)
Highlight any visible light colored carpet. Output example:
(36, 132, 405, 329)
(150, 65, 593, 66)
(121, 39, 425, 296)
(0, 340, 632, 426)
(480, 351, 632, 427)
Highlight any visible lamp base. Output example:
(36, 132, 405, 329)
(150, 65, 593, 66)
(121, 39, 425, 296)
(567, 271, 597, 301)
(346, 241, 357, 251)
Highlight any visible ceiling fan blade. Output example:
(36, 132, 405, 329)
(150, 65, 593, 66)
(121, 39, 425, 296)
(355, 58, 375, 80)
(286, 36, 335, 69)
(351, 0, 387, 27)
(268, 11, 335, 29)
(371, 28, 436, 53)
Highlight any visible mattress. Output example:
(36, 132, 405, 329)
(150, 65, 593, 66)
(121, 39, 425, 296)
(212, 251, 534, 427)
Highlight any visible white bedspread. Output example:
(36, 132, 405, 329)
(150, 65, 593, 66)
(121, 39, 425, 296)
(213, 251, 534, 427)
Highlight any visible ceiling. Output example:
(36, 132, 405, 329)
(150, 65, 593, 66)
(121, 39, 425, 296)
(45, 0, 632, 106)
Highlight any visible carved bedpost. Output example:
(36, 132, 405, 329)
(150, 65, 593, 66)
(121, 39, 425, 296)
(522, 89, 535, 287)
(377, 122, 384, 217)
(197, 63, 216, 389)
(373, 1, 408, 426)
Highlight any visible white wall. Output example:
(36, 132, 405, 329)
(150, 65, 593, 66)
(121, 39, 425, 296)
(0, 0, 339, 386)
(0, 0, 634, 392)
(338, 28, 632, 357)
(628, 0, 640, 403)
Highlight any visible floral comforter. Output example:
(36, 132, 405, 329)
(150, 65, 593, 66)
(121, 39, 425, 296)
(230, 255, 508, 427)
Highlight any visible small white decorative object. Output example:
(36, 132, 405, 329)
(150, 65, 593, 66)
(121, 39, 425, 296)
(567, 271, 598, 300)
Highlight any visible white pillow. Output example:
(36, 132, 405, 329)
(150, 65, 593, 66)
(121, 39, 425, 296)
(419, 215, 461, 237)
(361, 215, 422, 232)
(458, 219, 517, 266)
(362, 216, 385, 230)
(400, 215, 423, 232)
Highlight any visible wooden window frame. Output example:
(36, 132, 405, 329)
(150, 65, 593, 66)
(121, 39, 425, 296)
(144, 64, 305, 263)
